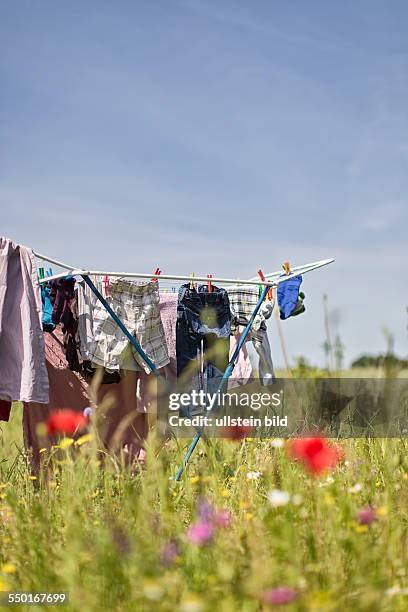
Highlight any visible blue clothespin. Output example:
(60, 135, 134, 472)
(46, 267, 53, 277)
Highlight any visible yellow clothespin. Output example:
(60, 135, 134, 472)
(190, 272, 195, 290)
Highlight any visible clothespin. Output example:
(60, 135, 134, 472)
(46, 267, 53, 277)
(284, 261, 290, 275)
(190, 272, 195, 290)
(207, 274, 213, 293)
(38, 267, 44, 280)
(152, 267, 161, 282)
(172, 286, 176, 293)
(103, 275, 110, 297)
(258, 269, 273, 301)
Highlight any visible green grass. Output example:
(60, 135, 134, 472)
(0, 404, 407, 611)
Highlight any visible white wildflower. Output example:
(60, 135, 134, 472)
(271, 438, 284, 448)
(246, 471, 261, 480)
(348, 483, 362, 494)
(268, 489, 290, 507)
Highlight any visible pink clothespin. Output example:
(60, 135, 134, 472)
(207, 274, 213, 293)
(258, 269, 273, 300)
(103, 275, 110, 297)
(152, 267, 161, 282)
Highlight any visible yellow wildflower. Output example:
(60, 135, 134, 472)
(75, 433, 93, 446)
(59, 438, 74, 449)
(377, 506, 388, 517)
(1, 563, 16, 574)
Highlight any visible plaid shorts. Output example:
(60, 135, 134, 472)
(227, 286, 274, 334)
(78, 279, 169, 373)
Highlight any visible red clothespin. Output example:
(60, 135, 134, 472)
(103, 275, 110, 297)
(207, 274, 213, 293)
(284, 261, 290, 275)
(258, 269, 273, 300)
(152, 267, 161, 282)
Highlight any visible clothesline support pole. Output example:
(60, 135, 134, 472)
(82, 275, 164, 381)
(174, 282, 272, 481)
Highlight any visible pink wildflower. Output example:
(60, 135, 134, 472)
(187, 521, 213, 545)
(357, 506, 377, 525)
(262, 586, 297, 605)
(214, 508, 232, 529)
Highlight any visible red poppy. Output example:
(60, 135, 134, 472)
(287, 436, 341, 475)
(46, 409, 88, 436)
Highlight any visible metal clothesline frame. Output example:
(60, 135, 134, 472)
(33, 249, 334, 479)
(34, 252, 334, 287)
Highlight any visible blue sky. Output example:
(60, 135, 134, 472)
(1, 1, 407, 366)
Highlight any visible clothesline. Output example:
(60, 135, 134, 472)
(33, 251, 334, 288)
(29, 244, 335, 480)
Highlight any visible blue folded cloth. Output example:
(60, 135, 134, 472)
(277, 274, 303, 320)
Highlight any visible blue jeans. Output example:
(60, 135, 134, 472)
(176, 284, 231, 396)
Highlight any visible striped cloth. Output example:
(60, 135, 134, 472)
(227, 286, 274, 334)
(77, 279, 169, 373)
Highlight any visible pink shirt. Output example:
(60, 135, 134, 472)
(0, 237, 49, 403)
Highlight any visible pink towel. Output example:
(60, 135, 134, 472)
(229, 332, 253, 386)
(0, 237, 49, 403)
(159, 293, 178, 382)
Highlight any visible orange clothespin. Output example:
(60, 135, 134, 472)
(284, 261, 290, 275)
(258, 269, 273, 300)
(207, 274, 213, 293)
(152, 267, 161, 282)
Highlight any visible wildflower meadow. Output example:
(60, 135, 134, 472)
(0, 402, 407, 611)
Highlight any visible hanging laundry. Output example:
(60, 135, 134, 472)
(159, 292, 178, 381)
(228, 332, 253, 388)
(251, 327, 276, 385)
(227, 286, 275, 386)
(41, 283, 56, 332)
(0, 237, 49, 404)
(0, 399, 11, 421)
(96, 372, 148, 463)
(51, 276, 76, 329)
(176, 284, 231, 389)
(77, 278, 169, 373)
(228, 286, 273, 334)
(277, 275, 304, 320)
(23, 328, 148, 470)
(291, 291, 306, 317)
